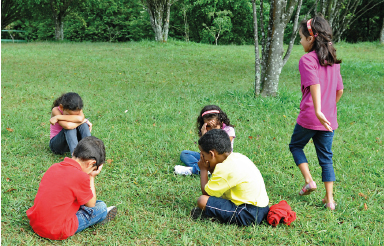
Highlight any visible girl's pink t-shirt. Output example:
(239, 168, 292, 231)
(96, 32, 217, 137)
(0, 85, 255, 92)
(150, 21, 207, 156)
(297, 51, 344, 131)
(50, 107, 63, 139)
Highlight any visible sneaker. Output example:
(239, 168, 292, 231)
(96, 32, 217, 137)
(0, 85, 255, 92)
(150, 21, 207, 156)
(99, 206, 117, 225)
(174, 165, 193, 175)
(190, 207, 208, 220)
(299, 181, 317, 196)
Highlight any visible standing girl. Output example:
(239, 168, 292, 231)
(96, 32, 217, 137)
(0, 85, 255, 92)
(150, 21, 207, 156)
(175, 105, 235, 175)
(289, 16, 344, 210)
(49, 92, 92, 155)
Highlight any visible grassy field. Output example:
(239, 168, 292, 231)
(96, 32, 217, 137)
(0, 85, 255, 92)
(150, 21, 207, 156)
(1, 41, 383, 245)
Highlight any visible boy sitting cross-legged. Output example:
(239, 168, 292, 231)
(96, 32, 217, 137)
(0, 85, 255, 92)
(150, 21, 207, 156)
(26, 136, 117, 240)
(191, 129, 269, 226)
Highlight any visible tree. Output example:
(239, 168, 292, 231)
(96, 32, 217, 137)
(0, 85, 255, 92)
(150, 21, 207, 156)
(253, 0, 303, 97)
(317, 0, 384, 41)
(141, 0, 178, 42)
(22, 0, 87, 41)
(381, 17, 384, 43)
(1, 0, 24, 29)
(202, 10, 232, 45)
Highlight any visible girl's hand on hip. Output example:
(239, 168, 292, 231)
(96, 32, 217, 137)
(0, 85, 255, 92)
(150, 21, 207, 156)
(316, 112, 332, 131)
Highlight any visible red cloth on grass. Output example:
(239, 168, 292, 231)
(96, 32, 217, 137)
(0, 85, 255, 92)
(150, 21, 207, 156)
(267, 200, 296, 226)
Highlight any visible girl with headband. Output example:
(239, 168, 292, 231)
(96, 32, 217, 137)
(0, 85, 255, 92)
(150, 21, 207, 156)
(289, 15, 343, 210)
(175, 105, 235, 175)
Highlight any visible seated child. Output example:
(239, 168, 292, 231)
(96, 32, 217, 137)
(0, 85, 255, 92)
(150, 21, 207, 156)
(191, 129, 269, 226)
(175, 105, 235, 175)
(26, 136, 117, 240)
(49, 92, 92, 155)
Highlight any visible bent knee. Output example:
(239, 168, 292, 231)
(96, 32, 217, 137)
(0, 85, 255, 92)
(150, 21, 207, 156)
(197, 195, 210, 210)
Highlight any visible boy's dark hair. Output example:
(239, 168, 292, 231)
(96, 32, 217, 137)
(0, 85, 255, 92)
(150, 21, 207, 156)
(73, 136, 106, 167)
(196, 105, 233, 137)
(198, 129, 232, 154)
(300, 15, 342, 66)
(52, 92, 83, 111)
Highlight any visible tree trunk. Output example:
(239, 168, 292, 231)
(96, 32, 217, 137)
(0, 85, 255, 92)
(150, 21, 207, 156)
(143, 0, 174, 42)
(258, 0, 301, 97)
(54, 14, 64, 41)
(380, 17, 384, 44)
(252, 0, 261, 97)
(162, 1, 171, 42)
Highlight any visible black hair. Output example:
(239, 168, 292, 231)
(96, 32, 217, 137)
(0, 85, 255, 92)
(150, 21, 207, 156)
(52, 92, 83, 111)
(300, 15, 342, 66)
(196, 105, 233, 137)
(198, 129, 232, 154)
(73, 136, 106, 167)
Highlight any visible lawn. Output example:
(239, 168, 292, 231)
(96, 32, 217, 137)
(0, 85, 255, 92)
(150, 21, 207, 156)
(1, 41, 384, 245)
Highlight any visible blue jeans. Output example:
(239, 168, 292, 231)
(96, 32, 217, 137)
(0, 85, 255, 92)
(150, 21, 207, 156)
(180, 150, 200, 174)
(49, 123, 91, 155)
(76, 200, 107, 233)
(289, 123, 336, 182)
(204, 196, 269, 226)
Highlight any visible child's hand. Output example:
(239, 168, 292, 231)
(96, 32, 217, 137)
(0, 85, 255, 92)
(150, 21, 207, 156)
(50, 116, 58, 125)
(315, 112, 333, 132)
(85, 119, 93, 132)
(201, 123, 208, 135)
(89, 164, 103, 177)
(198, 153, 210, 171)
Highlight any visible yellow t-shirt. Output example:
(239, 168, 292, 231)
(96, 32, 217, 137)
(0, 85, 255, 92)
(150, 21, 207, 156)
(205, 152, 269, 207)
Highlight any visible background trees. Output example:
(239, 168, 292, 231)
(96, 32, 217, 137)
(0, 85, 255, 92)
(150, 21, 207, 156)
(4, 0, 382, 43)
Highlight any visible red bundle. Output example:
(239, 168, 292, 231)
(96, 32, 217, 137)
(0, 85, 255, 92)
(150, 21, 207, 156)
(267, 200, 296, 226)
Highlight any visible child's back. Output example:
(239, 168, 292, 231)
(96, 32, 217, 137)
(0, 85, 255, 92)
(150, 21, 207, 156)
(27, 157, 93, 239)
(206, 152, 269, 207)
(298, 51, 343, 131)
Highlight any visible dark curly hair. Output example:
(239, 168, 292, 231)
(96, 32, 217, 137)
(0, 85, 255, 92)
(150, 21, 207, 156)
(300, 15, 342, 66)
(198, 129, 232, 154)
(52, 92, 83, 111)
(196, 105, 233, 137)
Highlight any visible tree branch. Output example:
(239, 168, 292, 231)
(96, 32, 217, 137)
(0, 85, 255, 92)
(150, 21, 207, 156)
(283, 0, 302, 66)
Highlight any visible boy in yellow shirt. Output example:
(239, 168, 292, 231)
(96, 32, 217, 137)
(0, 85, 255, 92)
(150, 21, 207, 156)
(191, 129, 269, 226)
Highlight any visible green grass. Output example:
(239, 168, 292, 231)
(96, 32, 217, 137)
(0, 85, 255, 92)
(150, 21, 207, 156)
(2, 41, 384, 245)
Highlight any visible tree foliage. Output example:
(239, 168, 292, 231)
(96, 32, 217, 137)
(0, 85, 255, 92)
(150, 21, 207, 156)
(6, 0, 383, 43)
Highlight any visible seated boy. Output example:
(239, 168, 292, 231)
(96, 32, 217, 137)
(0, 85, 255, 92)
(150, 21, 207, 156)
(191, 129, 269, 226)
(26, 136, 117, 240)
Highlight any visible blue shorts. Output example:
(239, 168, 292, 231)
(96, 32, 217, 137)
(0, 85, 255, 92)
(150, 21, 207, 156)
(204, 196, 269, 226)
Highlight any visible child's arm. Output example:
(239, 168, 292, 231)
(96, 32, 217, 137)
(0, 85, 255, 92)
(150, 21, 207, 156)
(310, 84, 333, 132)
(336, 89, 343, 103)
(50, 108, 86, 129)
(84, 164, 103, 208)
(197, 155, 209, 196)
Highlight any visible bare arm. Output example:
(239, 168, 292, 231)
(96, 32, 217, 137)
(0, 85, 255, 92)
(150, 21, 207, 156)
(84, 164, 103, 208)
(336, 89, 343, 103)
(198, 156, 209, 196)
(50, 108, 86, 129)
(310, 84, 332, 132)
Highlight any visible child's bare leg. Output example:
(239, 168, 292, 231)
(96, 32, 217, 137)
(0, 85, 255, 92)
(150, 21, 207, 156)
(298, 162, 314, 184)
(324, 181, 334, 203)
(197, 195, 210, 210)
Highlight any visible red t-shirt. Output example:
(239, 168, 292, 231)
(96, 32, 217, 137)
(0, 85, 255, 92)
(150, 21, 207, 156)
(26, 157, 93, 240)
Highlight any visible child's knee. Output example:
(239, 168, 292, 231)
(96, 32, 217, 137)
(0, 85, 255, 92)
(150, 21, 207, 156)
(197, 195, 210, 210)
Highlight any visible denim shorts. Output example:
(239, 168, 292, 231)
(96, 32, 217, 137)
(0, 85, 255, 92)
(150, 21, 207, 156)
(204, 196, 269, 226)
(289, 123, 336, 182)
